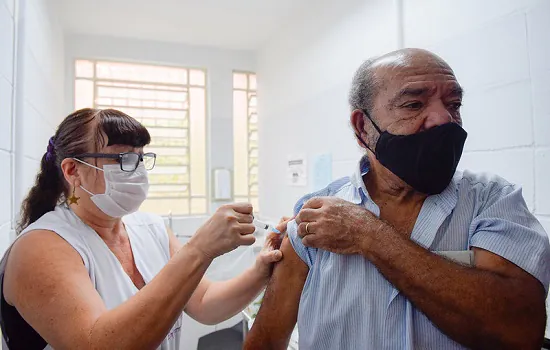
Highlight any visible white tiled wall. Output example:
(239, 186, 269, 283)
(0, 78, 12, 152)
(531, 68, 550, 147)
(0, 0, 15, 255)
(536, 149, 550, 215)
(527, 8, 550, 333)
(0, 151, 11, 229)
(0, 3, 14, 86)
(0, 0, 65, 253)
(13, 0, 65, 213)
(460, 79, 533, 152)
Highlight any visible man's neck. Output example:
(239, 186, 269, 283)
(364, 155, 428, 207)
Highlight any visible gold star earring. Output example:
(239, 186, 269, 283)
(68, 185, 80, 205)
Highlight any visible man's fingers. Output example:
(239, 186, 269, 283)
(302, 197, 324, 210)
(302, 235, 318, 248)
(295, 208, 318, 225)
(297, 221, 317, 239)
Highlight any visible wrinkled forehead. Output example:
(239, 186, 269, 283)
(372, 54, 461, 101)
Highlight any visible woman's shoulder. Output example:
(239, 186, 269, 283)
(21, 205, 79, 235)
(5, 229, 87, 298)
(12, 229, 82, 260)
(14, 206, 92, 269)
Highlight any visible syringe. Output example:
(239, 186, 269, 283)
(253, 218, 281, 234)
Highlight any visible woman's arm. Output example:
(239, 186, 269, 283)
(4, 203, 255, 350)
(168, 221, 285, 325)
(184, 264, 272, 325)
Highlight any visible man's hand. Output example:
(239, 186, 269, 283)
(295, 197, 383, 254)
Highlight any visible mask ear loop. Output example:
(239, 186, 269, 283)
(73, 157, 104, 172)
(355, 109, 382, 153)
(72, 158, 102, 197)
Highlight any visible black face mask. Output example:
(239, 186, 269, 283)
(356, 110, 467, 195)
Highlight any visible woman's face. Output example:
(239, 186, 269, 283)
(70, 144, 144, 218)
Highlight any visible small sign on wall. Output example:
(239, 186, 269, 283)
(311, 153, 332, 191)
(212, 168, 232, 201)
(287, 154, 307, 187)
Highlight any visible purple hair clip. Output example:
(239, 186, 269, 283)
(45, 137, 56, 162)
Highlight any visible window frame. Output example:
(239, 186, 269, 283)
(72, 58, 210, 217)
(232, 70, 258, 210)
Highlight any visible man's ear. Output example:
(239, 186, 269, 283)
(350, 109, 370, 149)
(350, 109, 366, 136)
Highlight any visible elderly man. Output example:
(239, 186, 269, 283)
(244, 48, 550, 350)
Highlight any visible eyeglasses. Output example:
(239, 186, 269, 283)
(74, 152, 157, 172)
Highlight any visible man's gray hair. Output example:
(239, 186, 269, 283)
(348, 58, 378, 113)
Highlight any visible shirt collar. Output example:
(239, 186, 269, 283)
(348, 154, 459, 213)
(348, 155, 371, 204)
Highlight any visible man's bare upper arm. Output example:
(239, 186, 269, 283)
(244, 236, 309, 350)
(4, 230, 107, 349)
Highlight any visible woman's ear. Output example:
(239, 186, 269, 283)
(60, 158, 80, 186)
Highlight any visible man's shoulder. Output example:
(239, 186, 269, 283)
(453, 169, 521, 212)
(455, 169, 516, 194)
(293, 177, 354, 215)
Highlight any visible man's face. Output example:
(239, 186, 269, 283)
(369, 56, 463, 136)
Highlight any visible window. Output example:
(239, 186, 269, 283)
(233, 72, 258, 210)
(74, 60, 207, 216)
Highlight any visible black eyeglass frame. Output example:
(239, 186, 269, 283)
(73, 152, 157, 172)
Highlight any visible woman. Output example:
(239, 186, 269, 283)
(0, 108, 282, 349)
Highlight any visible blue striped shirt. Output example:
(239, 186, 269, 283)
(288, 156, 550, 350)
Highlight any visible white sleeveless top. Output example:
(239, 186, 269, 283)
(17, 205, 183, 349)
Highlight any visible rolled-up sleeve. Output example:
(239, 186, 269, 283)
(470, 184, 550, 293)
(287, 220, 317, 268)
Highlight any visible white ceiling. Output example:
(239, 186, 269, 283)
(52, 0, 314, 50)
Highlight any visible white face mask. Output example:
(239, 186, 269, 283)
(75, 160, 149, 218)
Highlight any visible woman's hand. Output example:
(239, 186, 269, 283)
(189, 203, 256, 259)
(253, 216, 293, 278)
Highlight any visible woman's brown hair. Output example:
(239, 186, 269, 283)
(17, 108, 150, 234)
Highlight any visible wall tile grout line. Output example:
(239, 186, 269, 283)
(523, 11, 538, 214)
